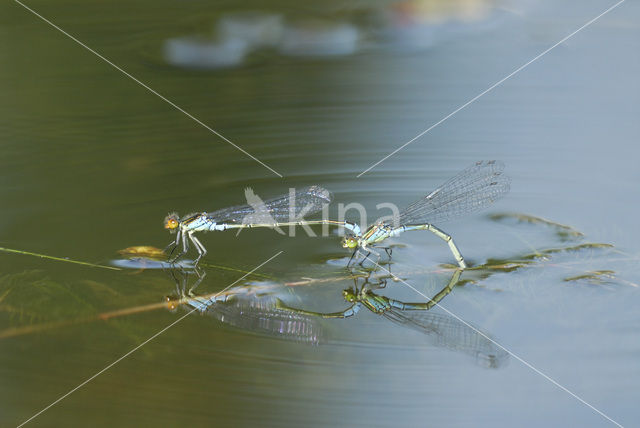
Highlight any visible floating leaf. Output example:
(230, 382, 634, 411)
(118, 246, 166, 260)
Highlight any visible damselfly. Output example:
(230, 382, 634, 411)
(342, 160, 510, 268)
(164, 185, 357, 266)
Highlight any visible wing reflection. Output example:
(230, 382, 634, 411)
(166, 267, 507, 368)
(206, 296, 324, 345)
(166, 270, 324, 345)
(380, 308, 508, 369)
(277, 269, 509, 368)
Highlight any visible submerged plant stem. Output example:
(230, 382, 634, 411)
(0, 247, 120, 271)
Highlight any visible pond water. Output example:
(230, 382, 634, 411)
(2, 0, 639, 426)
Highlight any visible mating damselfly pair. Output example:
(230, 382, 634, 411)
(164, 160, 510, 268)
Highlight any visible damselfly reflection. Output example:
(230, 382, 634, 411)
(166, 270, 324, 344)
(167, 267, 507, 368)
(277, 270, 507, 368)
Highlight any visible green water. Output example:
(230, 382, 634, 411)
(2, 0, 639, 426)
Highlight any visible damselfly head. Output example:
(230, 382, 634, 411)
(342, 289, 357, 302)
(341, 236, 358, 249)
(165, 295, 180, 312)
(164, 213, 180, 231)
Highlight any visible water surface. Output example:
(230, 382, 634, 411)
(2, 0, 639, 426)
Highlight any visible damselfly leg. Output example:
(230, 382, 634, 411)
(164, 229, 181, 258)
(168, 229, 190, 263)
(357, 250, 371, 267)
(347, 248, 359, 267)
(189, 233, 207, 267)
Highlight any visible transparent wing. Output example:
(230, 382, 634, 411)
(398, 160, 510, 225)
(204, 185, 332, 225)
(206, 296, 325, 345)
(383, 309, 509, 368)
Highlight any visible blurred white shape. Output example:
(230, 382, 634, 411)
(378, 23, 440, 50)
(278, 21, 360, 57)
(163, 36, 249, 69)
(374, 0, 497, 51)
(217, 12, 284, 48)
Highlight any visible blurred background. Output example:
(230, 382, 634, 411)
(1, 0, 639, 426)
